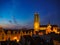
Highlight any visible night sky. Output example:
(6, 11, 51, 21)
(0, 0, 60, 29)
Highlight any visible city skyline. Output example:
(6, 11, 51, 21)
(0, 0, 60, 29)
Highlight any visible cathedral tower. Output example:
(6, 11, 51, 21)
(34, 13, 40, 32)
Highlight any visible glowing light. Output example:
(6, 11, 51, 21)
(53, 29, 57, 33)
(38, 32, 43, 35)
(34, 22, 39, 28)
(16, 39, 19, 42)
(13, 37, 17, 40)
(34, 22, 39, 31)
(13, 37, 19, 42)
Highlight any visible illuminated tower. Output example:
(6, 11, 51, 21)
(34, 13, 40, 32)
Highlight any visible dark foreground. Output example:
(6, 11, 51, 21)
(0, 33, 60, 45)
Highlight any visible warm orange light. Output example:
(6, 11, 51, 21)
(30, 31, 32, 36)
(53, 29, 57, 33)
(34, 31, 36, 35)
(16, 39, 19, 42)
(13, 37, 19, 42)
(13, 37, 17, 40)
(34, 22, 39, 31)
(38, 32, 43, 35)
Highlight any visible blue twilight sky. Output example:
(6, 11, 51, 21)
(0, 0, 60, 29)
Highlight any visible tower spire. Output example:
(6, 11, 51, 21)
(34, 12, 40, 31)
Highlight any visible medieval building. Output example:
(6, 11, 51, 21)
(0, 13, 59, 41)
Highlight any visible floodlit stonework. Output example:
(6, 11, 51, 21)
(0, 13, 60, 41)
